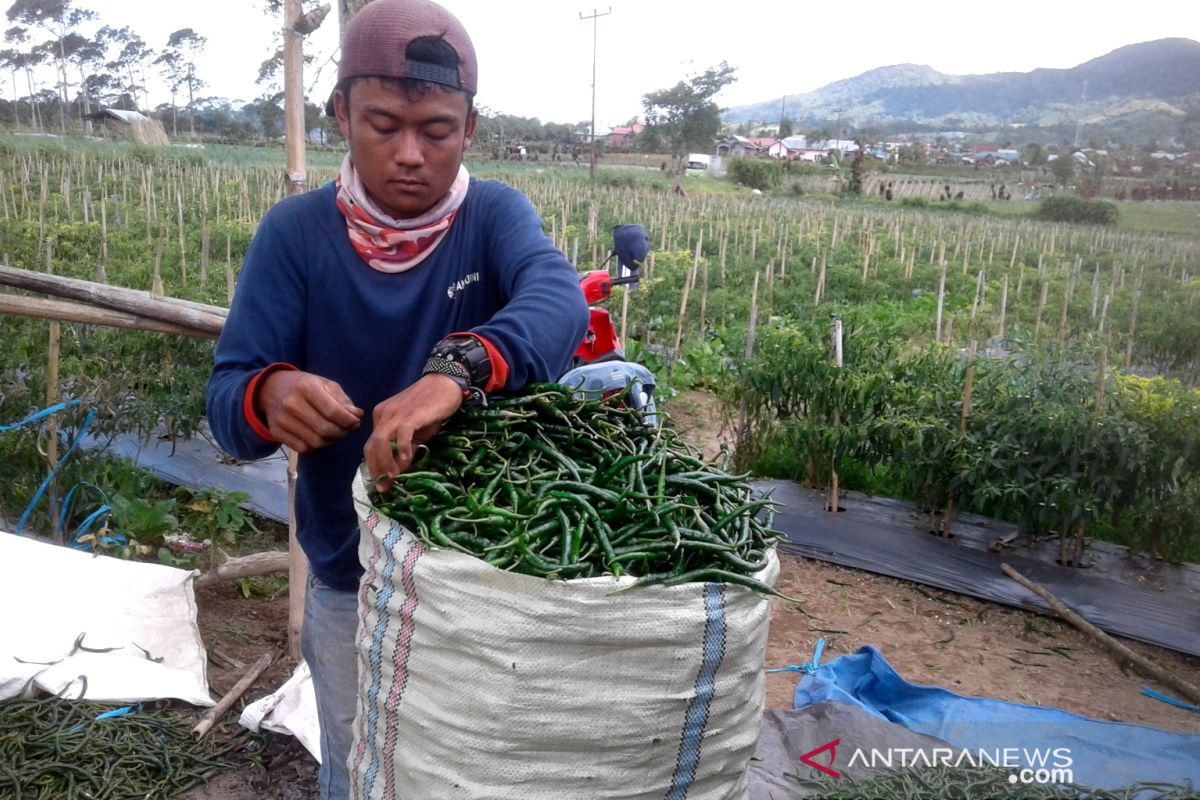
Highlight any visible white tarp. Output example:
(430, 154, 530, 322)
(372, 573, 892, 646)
(0, 533, 213, 706)
(240, 660, 322, 762)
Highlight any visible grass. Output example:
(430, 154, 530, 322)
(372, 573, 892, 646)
(1114, 201, 1200, 237)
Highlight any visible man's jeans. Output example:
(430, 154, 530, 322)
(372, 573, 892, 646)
(301, 575, 359, 800)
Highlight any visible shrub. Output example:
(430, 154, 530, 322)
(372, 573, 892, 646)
(726, 157, 779, 191)
(1037, 195, 1118, 226)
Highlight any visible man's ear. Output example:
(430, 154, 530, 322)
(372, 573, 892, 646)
(333, 89, 352, 141)
(463, 108, 478, 151)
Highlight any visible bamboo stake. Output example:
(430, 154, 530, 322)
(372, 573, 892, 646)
(200, 219, 210, 286)
(97, 193, 108, 284)
(828, 317, 843, 514)
(1000, 563, 1200, 706)
(814, 255, 827, 305)
(997, 274, 1009, 339)
(193, 653, 273, 737)
(287, 448, 304, 661)
(226, 235, 235, 305)
(1124, 265, 1144, 370)
(736, 272, 762, 452)
(1033, 282, 1049, 339)
(45, 243, 61, 543)
(1058, 270, 1076, 343)
(152, 232, 165, 297)
(935, 249, 948, 343)
(670, 257, 696, 374)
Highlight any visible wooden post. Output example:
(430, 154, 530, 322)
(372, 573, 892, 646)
(736, 273, 761, 451)
(97, 193, 108, 284)
(1033, 282, 1049, 340)
(1124, 265, 1144, 370)
(1058, 270, 1076, 343)
(944, 341, 977, 538)
(828, 318, 843, 514)
(45, 243, 61, 544)
(284, 0, 313, 662)
(225, 235, 235, 305)
(670, 256, 696, 375)
(814, 255, 827, 306)
(997, 274, 1008, 340)
(176, 190, 187, 286)
(935, 248, 948, 343)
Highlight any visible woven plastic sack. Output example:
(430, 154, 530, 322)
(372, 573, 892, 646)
(349, 470, 777, 800)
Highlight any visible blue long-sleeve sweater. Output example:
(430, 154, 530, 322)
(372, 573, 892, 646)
(206, 178, 589, 590)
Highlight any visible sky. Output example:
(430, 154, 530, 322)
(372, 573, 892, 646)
(51, 0, 1200, 128)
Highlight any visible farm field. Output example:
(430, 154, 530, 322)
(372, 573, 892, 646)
(178, 393, 1200, 798)
(0, 136, 1198, 796)
(1, 134, 1198, 563)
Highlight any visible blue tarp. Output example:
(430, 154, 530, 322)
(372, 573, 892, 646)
(795, 646, 1200, 793)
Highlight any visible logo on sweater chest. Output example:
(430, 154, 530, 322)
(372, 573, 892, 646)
(447, 272, 481, 300)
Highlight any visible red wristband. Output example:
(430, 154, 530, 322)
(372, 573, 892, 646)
(243, 363, 298, 443)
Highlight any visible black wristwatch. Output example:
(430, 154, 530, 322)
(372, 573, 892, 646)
(422, 335, 491, 405)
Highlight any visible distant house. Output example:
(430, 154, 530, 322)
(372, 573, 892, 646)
(767, 135, 809, 159)
(792, 149, 829, 163)
(809, 139, 859, 158)
(715, 135, 767, 157)
(573, 125, 612, 144)
(83, 108, 169, 147)
(607, 123, 645, 149)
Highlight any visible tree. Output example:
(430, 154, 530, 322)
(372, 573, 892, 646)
(163, 27, 206, 136)
(778, 116, 793, 139)
(0, 44, 20, 124)
(154, 47, 182, 135)
(61, 30, 102, 127)
(1024, 142, 1045, 166)
(6, 0, 96, 132)
(3, 25, 42, 129)
(98, 25, 152, 110)
(641, 61, 737, 186)
(1050, 153, 1075, 187)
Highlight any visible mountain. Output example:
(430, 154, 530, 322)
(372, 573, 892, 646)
(724, 39, 1200, 130)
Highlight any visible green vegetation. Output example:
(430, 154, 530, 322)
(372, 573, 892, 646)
(0, 136, 1196, 567)
(1037, 195, 1119, 226)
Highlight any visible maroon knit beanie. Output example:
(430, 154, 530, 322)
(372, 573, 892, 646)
(324, 0, 477, 115)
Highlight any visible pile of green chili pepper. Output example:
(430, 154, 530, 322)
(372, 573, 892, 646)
(0, 695, 262, 799)
(369, 384, 784, 596)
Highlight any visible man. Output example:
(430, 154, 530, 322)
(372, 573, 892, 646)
(205, 2, 588, 796)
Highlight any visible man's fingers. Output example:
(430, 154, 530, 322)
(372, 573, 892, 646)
(316, 378, 364, 426)
(365, 430, 402, 492)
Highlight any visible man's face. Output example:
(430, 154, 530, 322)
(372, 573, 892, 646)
(334, 77, 477, 220)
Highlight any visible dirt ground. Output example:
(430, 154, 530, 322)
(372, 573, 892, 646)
(183, 389, 1200, 798)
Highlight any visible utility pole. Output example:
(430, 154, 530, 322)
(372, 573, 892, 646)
(579, 7, 611, 179)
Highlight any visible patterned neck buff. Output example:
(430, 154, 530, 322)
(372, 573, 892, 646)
(334, 153, 470, 273)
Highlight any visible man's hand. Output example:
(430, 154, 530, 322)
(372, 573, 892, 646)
(364, 374, 464, 493)
(257, 370, 364, 453)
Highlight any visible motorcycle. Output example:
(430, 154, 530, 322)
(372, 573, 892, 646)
(558, 224, 658, 425)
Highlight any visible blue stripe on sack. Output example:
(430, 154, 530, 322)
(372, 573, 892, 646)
(665, 583, 727, 800)
(362, 521, 407, 797)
